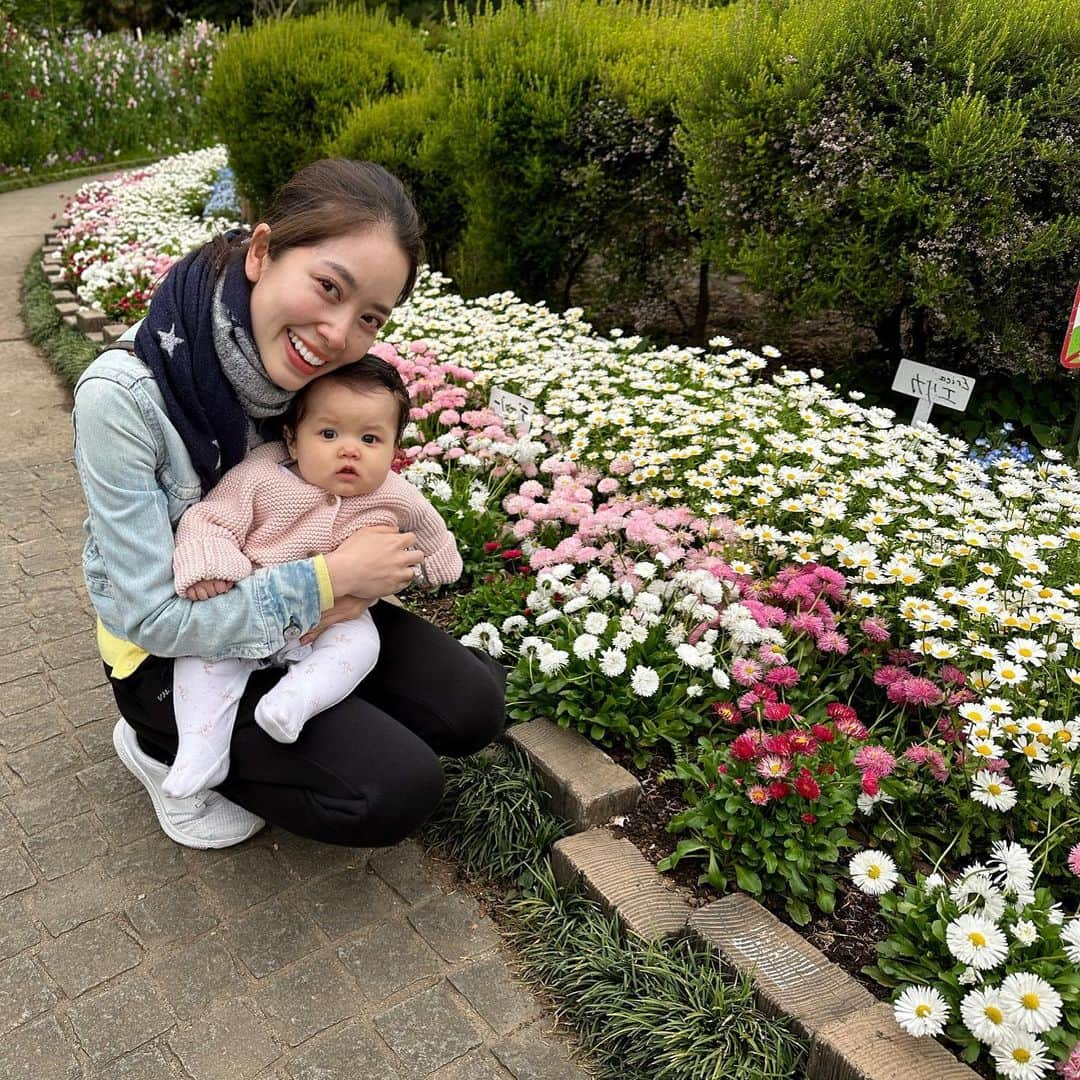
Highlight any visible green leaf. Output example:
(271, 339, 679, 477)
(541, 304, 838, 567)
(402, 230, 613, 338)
(785, 897, 811, 925)
(734, 864, 763, 895)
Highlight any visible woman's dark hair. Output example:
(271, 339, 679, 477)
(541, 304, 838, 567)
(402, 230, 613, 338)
(210, 159, 424, 303)
(281, 355, 412, 447)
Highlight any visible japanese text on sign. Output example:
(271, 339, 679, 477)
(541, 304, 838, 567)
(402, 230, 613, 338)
(892, 359, 974, 413)
(489, 387, 535, 433)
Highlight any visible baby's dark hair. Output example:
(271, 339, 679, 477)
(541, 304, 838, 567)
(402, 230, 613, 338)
(283, 356, 411, 446)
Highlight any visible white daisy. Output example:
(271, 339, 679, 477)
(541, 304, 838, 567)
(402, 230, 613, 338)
(1010, 920, 1038, 947)
(538, 649, 569, 676)
(629, 665, 660, 698)
(893, 984, 950, 1037)
(945, 914, 1009, 970)
(572, 634, 600, 660)
(990, 1030, 1053, 1079)
(1060, 919, 1080, 964)
(999, 972, 1062, 1033)
(598, 649, 627, 677)
(971, 771, 1018, 811)
(582, 611, 608, 635)
(960, 986, 1014, 1045)
(848, 850, 899, 895)
(989, 841, 1035, 899)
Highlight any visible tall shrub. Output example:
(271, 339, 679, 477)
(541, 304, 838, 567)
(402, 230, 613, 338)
(678, 0, 1080, 377)
(204, 7, 433, 212)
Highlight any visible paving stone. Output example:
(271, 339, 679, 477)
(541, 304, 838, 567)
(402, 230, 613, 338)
(689, 893, 875, 1037)
(75, 714, 118, 761)
(66, 975, 175, 1067)
(168, 999, 280, 1080)
(0, 599, 31, 631)
(434, 1049, 511, 1080)
(38, 915, 142, 996)
(107, 833, 186, 892)
(0, 894, 38, 958)
(6, 780, 92, 834)
(0, 772, 9, 796)
(286, 1022, 402, 1080)
(296, 865, 405, 939)
(269, 829, 369, 880)
(551, 829, 689, 942)
(0, 1014, 80, 1079)
(198, 846, 292, 914)
(78, 754, 142, 801)
(448, 957, 542, 1035)
(370, 841, 443, 903)
(0, 954, 59, 1034)
(0, 843, 35, 898)
(49, 656, 106, 696)
(808, 1002, 981, 1080)
(491, 1027, 592, 1080)
(0, 700, 63, 750)
(20, 568, 82, 598)
(31, 861, 121, 935)
(256, 951, 356, 1046)
(59, 683, 117, 727)
(0, 645, 45, 685)
(24, 811, 107, 879)
(6, 733, 83, 786)
(506, 719, 640, 831)
(21, 549, 70, 576)
(26, 588, 85, 619)
(0, 804, 19, 847)
(126, 879, 219, 946)
(0, 673, 53, 716)
(408, 892, 502, 964)
(98, 1042, 183, 1080)
(230, 897, 323, 978)
(337, 918, 444, 1001)
(153, 935, 247, 1020)
(31, 612, 91, 646)
(96, 789, 161, 846)
(375, 983, 481, 1079)
(39, 630, 98, 670)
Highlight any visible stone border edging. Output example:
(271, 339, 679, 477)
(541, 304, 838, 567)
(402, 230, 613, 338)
(41, 230, 125, 347)
(510, 719, 980, 1080)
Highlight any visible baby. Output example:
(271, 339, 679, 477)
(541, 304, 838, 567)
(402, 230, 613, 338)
(164, 356, 461, 798)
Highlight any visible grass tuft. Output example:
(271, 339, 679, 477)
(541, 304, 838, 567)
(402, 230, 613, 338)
(21, 257, 97, 387)
(505, 869, 806, 1080)
(423, 742, 569, 888)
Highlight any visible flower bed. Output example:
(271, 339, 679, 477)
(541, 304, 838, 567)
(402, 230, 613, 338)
(58, 157, 1080, 1079)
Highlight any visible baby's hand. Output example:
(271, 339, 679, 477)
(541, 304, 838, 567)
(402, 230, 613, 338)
(185, 579, 234, 601)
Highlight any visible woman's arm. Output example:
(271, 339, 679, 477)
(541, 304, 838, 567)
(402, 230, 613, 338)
(73, 375, 324, 661)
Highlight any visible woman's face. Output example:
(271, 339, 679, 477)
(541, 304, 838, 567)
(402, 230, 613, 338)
(245, 223, 411, 393)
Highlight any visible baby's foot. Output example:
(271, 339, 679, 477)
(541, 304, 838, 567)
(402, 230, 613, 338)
(163, 739, 230, 799)
(255, 686, 318, 744)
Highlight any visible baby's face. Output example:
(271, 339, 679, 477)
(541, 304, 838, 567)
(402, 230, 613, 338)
(285, 379, 398, 498)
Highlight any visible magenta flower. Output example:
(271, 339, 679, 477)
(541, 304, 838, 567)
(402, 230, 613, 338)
(756, 755, 792, 780)
(854, 746, 897, 777)
(1068, 843, 1080, 878)
(886, 676, 943, 708)
(860, 617, 891, 643)
(816, 631, 850, 655)
(731, 658, 763, 687)
(764, 665, 800, 688)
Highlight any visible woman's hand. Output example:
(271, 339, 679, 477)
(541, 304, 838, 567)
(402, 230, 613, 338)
(300, 595, 371, 646)
(323, 525, 423, 600)
(184, 578, 234, 601)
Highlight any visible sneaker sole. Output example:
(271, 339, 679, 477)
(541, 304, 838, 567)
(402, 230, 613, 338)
(112, 720, 263, 850)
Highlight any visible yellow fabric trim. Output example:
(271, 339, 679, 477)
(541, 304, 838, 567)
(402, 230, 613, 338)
(313, 555, 334, 611)
(96, 619, 148, 678)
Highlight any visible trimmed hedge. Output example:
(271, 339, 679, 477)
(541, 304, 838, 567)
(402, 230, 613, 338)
(204, 7, 434, 212)
(677, 0, 1080, 376)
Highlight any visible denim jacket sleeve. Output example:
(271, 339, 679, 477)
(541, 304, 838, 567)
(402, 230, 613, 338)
(72, 358, 324, 662)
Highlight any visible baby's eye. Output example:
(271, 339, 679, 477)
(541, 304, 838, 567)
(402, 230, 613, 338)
(318, 429, 337, 440)
(361, 434, 379, 445)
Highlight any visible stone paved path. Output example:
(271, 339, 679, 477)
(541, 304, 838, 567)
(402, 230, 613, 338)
(0, 176, 592, 1080)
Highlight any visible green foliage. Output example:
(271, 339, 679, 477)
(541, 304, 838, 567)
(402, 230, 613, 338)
(204, 7, 433, 212)
(505, 872, 806, 1079)
(677, 0, 1080, 378)
(0, 19, 218, 175)
(450, 564, 533, 636)
(421, 743, 568, 888)
(21, 257, 97, 386)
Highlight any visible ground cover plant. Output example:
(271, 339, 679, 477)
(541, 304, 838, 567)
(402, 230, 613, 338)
(50, 155, 1080, 1079)
(0, 18, 218, 177)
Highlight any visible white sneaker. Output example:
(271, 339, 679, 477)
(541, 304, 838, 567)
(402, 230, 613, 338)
(112, 719, 265, 849)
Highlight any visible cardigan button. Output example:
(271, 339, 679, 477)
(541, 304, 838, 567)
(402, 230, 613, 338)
(325, 492, 337, 506)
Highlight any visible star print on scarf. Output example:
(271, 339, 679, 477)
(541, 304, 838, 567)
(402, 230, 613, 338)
(135, 247, 252, 493)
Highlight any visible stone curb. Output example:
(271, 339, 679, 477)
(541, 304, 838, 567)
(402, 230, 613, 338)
(39, 240, 111, 348)
(527, 724, 980, 1080)
(505, 718, 640, 831)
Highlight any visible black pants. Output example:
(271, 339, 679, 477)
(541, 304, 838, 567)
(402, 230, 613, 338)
(107, 601, 506, 847)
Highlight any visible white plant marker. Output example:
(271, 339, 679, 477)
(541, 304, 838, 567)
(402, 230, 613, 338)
(892, 359, 975, 426)
(489, 387, 536, 435)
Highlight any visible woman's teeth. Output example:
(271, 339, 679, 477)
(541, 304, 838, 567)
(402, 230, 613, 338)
(288, 331, 325, 367)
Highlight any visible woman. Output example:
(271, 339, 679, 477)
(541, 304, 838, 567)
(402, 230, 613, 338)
(72, 158, 505, 849)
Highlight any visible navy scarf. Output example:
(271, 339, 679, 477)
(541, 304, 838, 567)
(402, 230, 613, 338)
(135, 247, 253, 494)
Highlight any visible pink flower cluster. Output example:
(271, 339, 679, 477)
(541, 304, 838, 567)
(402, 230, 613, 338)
(1059, 1042, 1080, 1080)
(872, 651, 975, 733)
(744, 563, 853, 655)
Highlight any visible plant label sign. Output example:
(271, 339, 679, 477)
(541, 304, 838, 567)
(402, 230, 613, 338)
(489, 386, 535, 434)
(1061, 281, 1080, 370)
(891, 359, 975, 426)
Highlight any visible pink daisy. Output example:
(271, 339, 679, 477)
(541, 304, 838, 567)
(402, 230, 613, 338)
(854, 746, 897, 777)
(1068, 843, 1080, 878)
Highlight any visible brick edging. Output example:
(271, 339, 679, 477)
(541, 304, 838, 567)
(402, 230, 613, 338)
(510, 719, 980, 1080)
(41, 231, 125, 347)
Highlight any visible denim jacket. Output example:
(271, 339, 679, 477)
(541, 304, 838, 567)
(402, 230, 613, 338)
(72, 332, 325, 662)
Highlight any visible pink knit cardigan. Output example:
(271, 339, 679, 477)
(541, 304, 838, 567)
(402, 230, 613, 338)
(173, 441, 462, 593)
